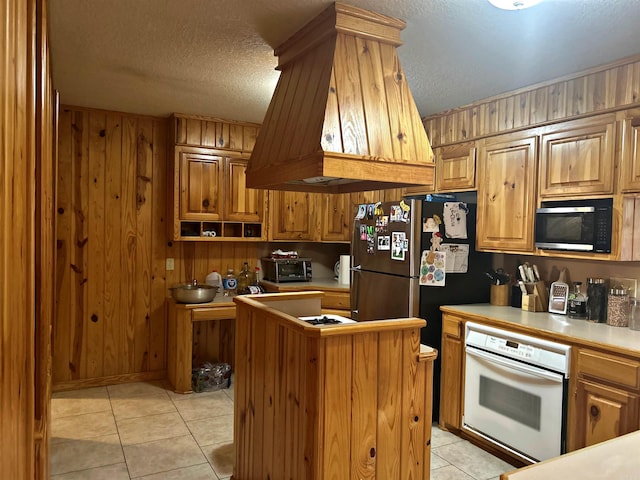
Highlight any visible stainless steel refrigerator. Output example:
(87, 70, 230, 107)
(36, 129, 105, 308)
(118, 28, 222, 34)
(350, 197, 492, 419)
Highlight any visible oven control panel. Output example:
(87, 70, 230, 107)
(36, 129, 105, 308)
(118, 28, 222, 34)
(484, 335, 541, 362)
(465, 321, 571, 375)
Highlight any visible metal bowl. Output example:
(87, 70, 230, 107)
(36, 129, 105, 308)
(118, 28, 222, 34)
(170, 284, 216, 304)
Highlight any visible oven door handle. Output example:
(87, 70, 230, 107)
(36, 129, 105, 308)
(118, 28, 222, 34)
(466, 346, 563, 383)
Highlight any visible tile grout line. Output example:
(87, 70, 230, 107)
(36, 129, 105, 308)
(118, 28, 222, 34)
(107, 385, 134, 480)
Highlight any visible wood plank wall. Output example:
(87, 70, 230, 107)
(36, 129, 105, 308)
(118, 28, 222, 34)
(423, 54, 640, 147)
(1, 0, 35, 474)
(33, 0, 56, 476)
(53, 106, 260, 389)
(0, 0, 52, 478)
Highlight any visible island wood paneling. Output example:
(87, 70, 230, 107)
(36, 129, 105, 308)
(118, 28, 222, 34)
(2, 0, 55, 478)
(54, 106, 259, 390)
(424, 55, 640, 147)
(234, 293, 435, 480)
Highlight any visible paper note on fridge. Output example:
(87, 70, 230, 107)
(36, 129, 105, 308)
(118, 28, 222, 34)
(439, 243, 469, 273)
(443, 202, 468, 239)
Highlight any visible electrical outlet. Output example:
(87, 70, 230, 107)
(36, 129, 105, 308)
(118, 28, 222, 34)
(610, 277, 637, 298)
(165, 258, 175, 271)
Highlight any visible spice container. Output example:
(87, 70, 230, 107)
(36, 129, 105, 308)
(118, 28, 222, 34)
(586, 278, 607, 323)
(567, 281, 587, 319)
(607, 287, 629, 327)
(629, 298, 640, 331)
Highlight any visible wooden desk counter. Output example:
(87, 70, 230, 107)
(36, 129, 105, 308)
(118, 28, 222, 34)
(232, 291, 436, 480)
(167, 297, 236, 393)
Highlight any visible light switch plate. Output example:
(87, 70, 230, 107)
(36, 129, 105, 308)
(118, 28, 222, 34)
(166, 258, 175, 271)
(609, 277, 637, 298)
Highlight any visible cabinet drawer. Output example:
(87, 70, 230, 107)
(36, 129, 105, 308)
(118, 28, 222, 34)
(576, 349, 640, 390)
(442, 315, 462, 338)
(192, 306, 236, 322)
(321, 291, 350, 310)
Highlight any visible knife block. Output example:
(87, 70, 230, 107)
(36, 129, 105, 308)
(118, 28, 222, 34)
(521, 281, 548, 312)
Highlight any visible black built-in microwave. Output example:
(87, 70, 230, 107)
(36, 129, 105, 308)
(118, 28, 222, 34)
(534, 198, 613, 253)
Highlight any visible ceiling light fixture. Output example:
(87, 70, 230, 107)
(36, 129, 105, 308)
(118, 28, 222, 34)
(488, 0, 542, 10)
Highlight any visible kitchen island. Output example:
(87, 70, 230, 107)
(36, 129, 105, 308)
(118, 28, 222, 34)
(232, 291, 436, 480)
(260, 277, 351, 315)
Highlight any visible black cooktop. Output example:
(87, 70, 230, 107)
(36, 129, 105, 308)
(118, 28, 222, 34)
(302, 315, 343, 325)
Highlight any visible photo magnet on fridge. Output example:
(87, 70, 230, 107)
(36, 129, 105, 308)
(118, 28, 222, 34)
(391, 232, 406, 261)
(377, 235, 390, 250)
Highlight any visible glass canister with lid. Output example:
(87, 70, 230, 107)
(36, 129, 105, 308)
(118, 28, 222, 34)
(586, 278, 607, 323)
(607, 286, 629, 327)
(629, 297, 640, 331)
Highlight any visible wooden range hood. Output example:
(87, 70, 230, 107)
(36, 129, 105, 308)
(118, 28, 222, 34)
(246, 2, 434, 193)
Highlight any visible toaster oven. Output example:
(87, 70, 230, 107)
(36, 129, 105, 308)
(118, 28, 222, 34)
(262, 257, 312, 283)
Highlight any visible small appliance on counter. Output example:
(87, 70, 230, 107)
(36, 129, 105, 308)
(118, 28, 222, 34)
(262, 257, 312, 283)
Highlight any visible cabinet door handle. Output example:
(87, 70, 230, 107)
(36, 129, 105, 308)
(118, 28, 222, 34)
(202, 198, 210, 208)
(590, 405, 600, 418)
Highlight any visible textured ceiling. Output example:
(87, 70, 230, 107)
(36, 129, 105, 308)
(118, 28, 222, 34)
(49, 0, 640, 123)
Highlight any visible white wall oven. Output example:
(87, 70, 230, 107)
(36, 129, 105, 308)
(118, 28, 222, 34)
(463, 322, 571, 463)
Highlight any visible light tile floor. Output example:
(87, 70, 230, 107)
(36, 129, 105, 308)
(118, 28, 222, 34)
(50, 380, 515, 479)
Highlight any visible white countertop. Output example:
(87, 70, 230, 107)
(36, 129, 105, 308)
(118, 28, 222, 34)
(502, 430, 640, 479)
(441, 304, 640, 355)
(260, 277, 350, 292)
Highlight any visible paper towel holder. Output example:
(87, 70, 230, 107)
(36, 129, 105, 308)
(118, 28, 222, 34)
(338, 254, 351, 286)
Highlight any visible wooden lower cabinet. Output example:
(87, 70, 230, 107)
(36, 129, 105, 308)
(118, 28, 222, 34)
(438, 311, 640, 457)
(568, 347, 640, 451)
(572, 379, 639, 449)
(439, 314, 464, 430)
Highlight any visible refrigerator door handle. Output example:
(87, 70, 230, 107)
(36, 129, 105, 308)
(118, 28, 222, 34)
(351, 267, 361, 321)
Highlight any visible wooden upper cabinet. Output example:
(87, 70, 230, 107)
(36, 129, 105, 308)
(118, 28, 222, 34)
(403, 143, 475, 195)
(477, 132, 538, 253)
(224, 158, 264, 222)
(436, 142, 477, 192)
(178, 147, 223, 221)
(168, 115, 266, 241)
(539, 114, 616, 197)
(269, 191, 353, 242)
(269, 191, 316, 241)
(620, 110, 640, 192)
(320, 193, 352, 242)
